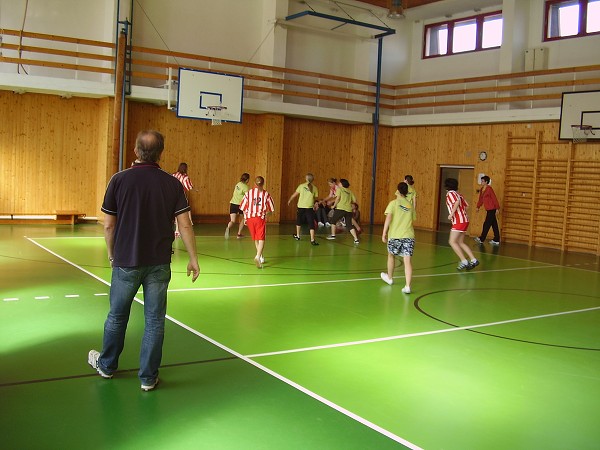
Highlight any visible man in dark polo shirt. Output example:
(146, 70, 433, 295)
(88, 130, 200, 391)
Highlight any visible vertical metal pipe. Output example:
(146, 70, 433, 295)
(112, 29, 127, 174)
(369, 37, 383, 230)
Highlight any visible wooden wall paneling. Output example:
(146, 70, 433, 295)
(96, 98, 113, 217)
(281, 118, 354, 223)
(373, 126, 395, 226)
(349, 124, 372, 225)
(254, 114, 284, 223)
(0, 91, 103, 216)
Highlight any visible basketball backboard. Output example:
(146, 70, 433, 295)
(559, 90, 600, 141)
(176, 68, 244, 124)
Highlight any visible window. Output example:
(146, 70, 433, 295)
(424, 11, 503, 59)
(544, 0, 600, 41)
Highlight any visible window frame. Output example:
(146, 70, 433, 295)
(422, 10, 503, 59)
(543, 0, 600, 42)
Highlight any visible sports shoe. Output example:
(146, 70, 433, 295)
(401, 286, 411, 294)
(457, 261, 470, 270)
(311, 240, 319, 246)
(467, 259, 480, 270)
(292, 234, 300, 241)
(141, 378, 159, 391)
(326, 235, 336, 240)
(254, 256, 263, 268)
(318, 222, 324, 227)
(259, 255, 265, 264)
(473, 237, 483, 244)
(489, 240, 500, 246)
(380, 272, 393, 285)
(354, 239, 360, 244)
(224, 227, 230, 239)
(325, 222, 330, 227)
(88, 350, 112, 379)
(237, 234, 244, 239)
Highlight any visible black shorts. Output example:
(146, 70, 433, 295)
(330, 209, 354, 231)
(229, 203, 242, 215)
(296, 208, 317, 230)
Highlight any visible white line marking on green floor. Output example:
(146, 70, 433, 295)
(245, 305, 600, 359)
(3, 298, 19, 302)
(35, 296, 50, 300)
(94, 293, 108, 296)
(167, 264, 558, 293)
(65, 294, 79, 298)
(27, 237, 423, 450)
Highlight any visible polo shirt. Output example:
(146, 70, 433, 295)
(101, 161, 190, 267)
(295, 182, 319, 208)
(384, 197, 415, 239)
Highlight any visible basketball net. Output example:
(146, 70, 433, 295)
(206, 105, 227, 126)
(571, 125, 596, 143)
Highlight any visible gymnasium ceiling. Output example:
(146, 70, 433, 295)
(355, 0, 503, 20)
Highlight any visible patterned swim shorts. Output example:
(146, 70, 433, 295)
(387, 238, 415, 257)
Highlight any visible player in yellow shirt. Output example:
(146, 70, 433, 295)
(225, 173, 250, 239)
(287, 173, 319, 245)
(381, 182, 415, 293)
(326, 179, 360, 244)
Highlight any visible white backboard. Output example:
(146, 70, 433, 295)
(176, 68, 243, 123)
(559, 90, 600, 140)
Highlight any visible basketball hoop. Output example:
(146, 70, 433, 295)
(571, 124, 595, 143)
(206, 105, 227, 126)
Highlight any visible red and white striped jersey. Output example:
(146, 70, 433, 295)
(446, 190, 469, 225)
(240, 187, 275, 219)
(172, 172, 193, 192)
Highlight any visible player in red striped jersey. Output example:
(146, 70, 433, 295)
(240, 176, 275, 268)
(173, 163, 194, 237)
(445, 178, 479, 271)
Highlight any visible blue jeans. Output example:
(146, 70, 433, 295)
(99, 264, 171, 384)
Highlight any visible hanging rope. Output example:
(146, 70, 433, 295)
(18, 0, 29, 74)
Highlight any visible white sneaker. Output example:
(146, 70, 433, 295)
(473, 237, 483, 244)
(489, 240, 500, 246)
(259, 255, 265, 264)
(325, 222, 330, 227)
(354, 239, 360, 244)
(380, 272, 393, 285)
(318, 222, 324, 227)
(326, 235, 336, 240)
(141, 378, 159, 391)
(224, 227, 230, 239)
(401, 286, 411, 294)
(254, 256, 263, 268)
(88, 350, 112, 379)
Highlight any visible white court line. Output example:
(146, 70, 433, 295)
(35, 296, 50, 300)
(94, 293, 108, 296)
(65, 294, 80, 298)
(26, 237, 422, 450)
(167, 264, 557, 293)
(246, 305, 600, 359)
(3, 298, 19, 302)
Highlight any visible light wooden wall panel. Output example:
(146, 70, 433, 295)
(125, 103, 285, 221)
(280, 118, 372, 223)
(0, 91, 111, 216)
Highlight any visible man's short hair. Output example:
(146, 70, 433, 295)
(135, 130, 164, 163)
(481, 175, 490, 184)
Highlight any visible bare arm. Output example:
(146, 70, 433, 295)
(103, 214, 117, 266)
(448, 198, 460, 220)
(382, 213, 392, 243)
(175, 212, 200, 282)
(287, 191, 299, 206)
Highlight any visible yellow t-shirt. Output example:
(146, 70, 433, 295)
(296, 182, 318, 208)
(230, 182, 249, 205)
(396, 186, 417, 220)
(384, 197, 415, 239)
(336, 187, 356, 212)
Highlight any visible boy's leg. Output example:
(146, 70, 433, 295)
(387, 253, 395, 278)
(458, 232, 476, 260)
(491, 212, 501, 242)
(480, 210, 494, 240)
(449, 231, 467, 260)
(403, 256, 412, 288)
(256, 239, 265, 258)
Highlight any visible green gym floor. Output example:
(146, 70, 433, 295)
(1, 223, 599, 450)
